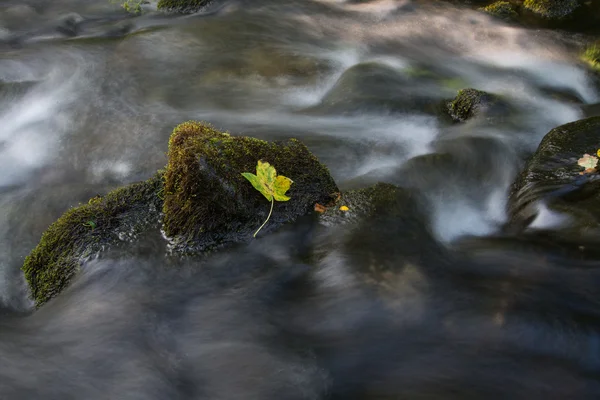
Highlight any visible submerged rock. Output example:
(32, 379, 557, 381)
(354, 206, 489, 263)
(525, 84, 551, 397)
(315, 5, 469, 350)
(157, 0, 212, 13)
(446, 88, 511, 123)
(481, 1, 519, 20)
(0, 80, 37, 101)
(317, 182, 450, 300)
(163, 121, 339, 254)
(22, 173, 164, 307)
(522, 0, 580, 19)
(507, 116, 600, 233)
(310, 62, 443, 116)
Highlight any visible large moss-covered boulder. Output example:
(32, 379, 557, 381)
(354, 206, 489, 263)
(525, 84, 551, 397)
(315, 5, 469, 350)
(523, 0, 580, 19)
(157, 0, 212, 13)
(507, 116, 600, 233)
(446, 88, 511, 123)
(163, 121, 339, 254)
(22, 173, 164, 307)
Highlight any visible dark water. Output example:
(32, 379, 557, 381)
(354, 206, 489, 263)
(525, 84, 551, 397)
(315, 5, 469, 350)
(1, 0, 600, 398)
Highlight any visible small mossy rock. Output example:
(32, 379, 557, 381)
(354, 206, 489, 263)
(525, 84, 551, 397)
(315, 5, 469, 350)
(157, 0, 212, 13)
(481, 1, 519, 20)
(582, 42, 600, 72)
(523, 0, 580, 19)
(446, 88, 510, 122)
(22, 173, 164, 307)
(309, 62, 443, 116)
(507, 116, 600, 233)
(162, 121, 339, 254)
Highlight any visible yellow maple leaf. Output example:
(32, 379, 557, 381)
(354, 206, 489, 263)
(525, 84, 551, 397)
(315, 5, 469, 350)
(241, 160, 293, 237)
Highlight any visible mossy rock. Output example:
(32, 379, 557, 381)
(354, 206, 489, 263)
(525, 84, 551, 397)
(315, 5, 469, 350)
(481, 1, 519, 20)
(157, 0, 212, 13)
(582, 42, 600, 72)
(22, 173, 164, 307)
(446, 88, 511, 123)
(507, 116, 600, 232)
(163, 121, 339, 254)
(523, 0, 580, 19)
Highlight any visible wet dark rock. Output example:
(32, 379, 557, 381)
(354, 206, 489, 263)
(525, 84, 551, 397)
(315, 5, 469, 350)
(450, 0, 600, 32)
(581, 102, 600, 118)
(518, 0, 600, 31)
(162, 121, 339, 254)
(446, 88, 511, 123)
(507, 116, 600, 233)
(157, 0, 213, 13)
(55, 13, 84, 37)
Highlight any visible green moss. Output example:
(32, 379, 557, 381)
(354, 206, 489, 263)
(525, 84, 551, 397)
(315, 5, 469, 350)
(163, 121, 338, 253)
(447, 88, 508, 123)
(22, 172, 164, 307)
(447, 88, 487, 122)
(523, 0, 580, 19)
(481, 1, 519, 20)
(110, 0, 143, 13)
(157, 0, 211, 13)
(582, 42, 600, 72)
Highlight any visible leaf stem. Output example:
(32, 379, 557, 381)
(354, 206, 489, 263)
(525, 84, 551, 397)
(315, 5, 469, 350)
(253, 198, 274, 238)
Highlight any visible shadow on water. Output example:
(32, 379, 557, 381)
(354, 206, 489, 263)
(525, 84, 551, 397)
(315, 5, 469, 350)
(2, 214, 600, 399)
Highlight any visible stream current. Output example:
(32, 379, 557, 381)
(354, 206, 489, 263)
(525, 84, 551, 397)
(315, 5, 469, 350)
(1, 0, 600, 398)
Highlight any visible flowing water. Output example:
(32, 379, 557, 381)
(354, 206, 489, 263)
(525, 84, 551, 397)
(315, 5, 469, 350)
(2, 0, 600, 398)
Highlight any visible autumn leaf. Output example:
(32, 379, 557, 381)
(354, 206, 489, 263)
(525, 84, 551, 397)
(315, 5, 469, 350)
(578, 153, 598, 173)
(339, 206, 349, 212)
(242, 160, 293, 237)
(273, 175, 292, 201)
(314, 203, 327, 213)
(242, 160, 292, 202)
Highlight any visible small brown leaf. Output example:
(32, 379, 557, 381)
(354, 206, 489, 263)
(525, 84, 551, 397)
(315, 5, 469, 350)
(314, 203, 327, 213)
(580, 167, 597, 175)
